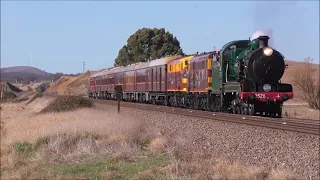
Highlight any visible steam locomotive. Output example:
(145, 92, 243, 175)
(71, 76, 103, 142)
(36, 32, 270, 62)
(88, 35, 293, 118)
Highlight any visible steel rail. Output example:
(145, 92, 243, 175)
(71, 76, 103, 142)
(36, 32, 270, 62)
(94, 99, 320, 136)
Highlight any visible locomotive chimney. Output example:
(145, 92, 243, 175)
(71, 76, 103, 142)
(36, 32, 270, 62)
(257, 36, 269, 48)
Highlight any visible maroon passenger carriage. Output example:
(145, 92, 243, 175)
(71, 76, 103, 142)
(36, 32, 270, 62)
(88, 56, 181, 104)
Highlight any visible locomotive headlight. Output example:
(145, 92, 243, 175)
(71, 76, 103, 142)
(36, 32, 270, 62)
(263, 47, 273, 56)
(263, 84, 271, 92)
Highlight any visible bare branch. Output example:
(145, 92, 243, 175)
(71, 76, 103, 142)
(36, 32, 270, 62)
(292, 57, 319, 109)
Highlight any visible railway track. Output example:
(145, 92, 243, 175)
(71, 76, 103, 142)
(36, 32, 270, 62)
(93, 99, 320, 136)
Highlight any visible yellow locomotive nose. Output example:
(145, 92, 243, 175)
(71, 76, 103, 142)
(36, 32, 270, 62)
(263, 47, 273, 56)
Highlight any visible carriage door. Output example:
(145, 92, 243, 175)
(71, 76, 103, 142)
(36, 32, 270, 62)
(159, 66, 162, 91)
(191, 61, 196, 92)
(156, 67, 159, 91)
(93, 78, 96, 92)
(151, 68, 153, 92)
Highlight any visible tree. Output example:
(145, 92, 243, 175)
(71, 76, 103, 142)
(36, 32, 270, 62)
(292, 57, 320, 110)
(114, 28, 184, 67)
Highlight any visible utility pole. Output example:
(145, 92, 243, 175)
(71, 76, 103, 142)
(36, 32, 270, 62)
(82, 62, 86, 73)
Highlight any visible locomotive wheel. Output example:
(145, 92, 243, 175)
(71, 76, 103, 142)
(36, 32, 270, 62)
(164, 98, 168, 106)
(248, 104, 255, 116)
(242, 105, 248, 115)
(243, 106, 247, 115)
(232, 107, 236, 114)
(152, 97, 156, 105)
(236, 107, 241, 114)
(276, 105, 282, 118)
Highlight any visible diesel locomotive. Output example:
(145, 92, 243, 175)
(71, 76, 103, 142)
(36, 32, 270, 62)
(88, 35, 293, 117)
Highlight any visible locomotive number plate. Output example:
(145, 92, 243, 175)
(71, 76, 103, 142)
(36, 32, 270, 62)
(255, 94, 266, 99)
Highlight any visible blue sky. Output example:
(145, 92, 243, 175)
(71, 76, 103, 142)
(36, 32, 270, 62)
(1, 1, 319, 74)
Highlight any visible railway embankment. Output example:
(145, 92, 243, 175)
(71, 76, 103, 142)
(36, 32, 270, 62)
(0, 94, 318, 179)
(96, 101, 319, 179)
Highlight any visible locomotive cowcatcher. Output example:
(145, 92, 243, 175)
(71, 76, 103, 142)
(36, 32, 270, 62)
(88, 35, 293, 118)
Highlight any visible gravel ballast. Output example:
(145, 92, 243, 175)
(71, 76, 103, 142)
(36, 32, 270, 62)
(102, 104, 319, 179)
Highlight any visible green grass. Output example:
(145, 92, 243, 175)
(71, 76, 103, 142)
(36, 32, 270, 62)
(106, 155, 170, 180)
(0, 168, 3, 179)
(48, 160, 106, 180)
(40, 154, 171, 180)
(12, 142, 37, 157)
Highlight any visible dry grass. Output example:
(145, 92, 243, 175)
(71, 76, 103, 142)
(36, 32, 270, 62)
(40, 95, 93, 113)
(290, 57, 320, 109)
(282, 59, 320, 105)
(148, 137, 167, 155)
(15, 90, 35, 102)
(13, 82, 43, 92)
(167, 153, 298, 180)
(0, 97, 153, 179)
(46, 76, 75, 95)
(1, 105, 144, 147)
(68, 71, 91, 96)
(25, 93, 43, 105)
(268, 169, 299, 180)
(283, 105, 319, 120)
(46, 72, 91, 96)
(0, 96, 300, 179)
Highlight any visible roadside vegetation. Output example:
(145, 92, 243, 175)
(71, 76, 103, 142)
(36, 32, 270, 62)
(292, 57, 320, 110)
(35, 81, 50, 94)
(40, 95, 93, 113)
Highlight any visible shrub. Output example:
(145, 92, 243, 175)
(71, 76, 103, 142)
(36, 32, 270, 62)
(40, 95, 94, 113)
(1, 91, 17, 102)
(35, 82, 50, 93)
(292, 57, 320, 110)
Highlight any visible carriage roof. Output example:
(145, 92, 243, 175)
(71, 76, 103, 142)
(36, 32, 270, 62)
(90, 56, 180, 78)
(190, 52, 214, 62)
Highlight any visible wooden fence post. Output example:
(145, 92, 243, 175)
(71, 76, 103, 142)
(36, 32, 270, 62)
(114, 85, 123, 114)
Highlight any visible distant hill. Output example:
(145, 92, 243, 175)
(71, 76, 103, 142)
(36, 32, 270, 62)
(1, 66, 51, 83)
(0, 66, 83, 84)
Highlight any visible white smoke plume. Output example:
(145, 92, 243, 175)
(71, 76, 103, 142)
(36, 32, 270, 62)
(250, 1, 297, 48)
(250, 29, 274, 47)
